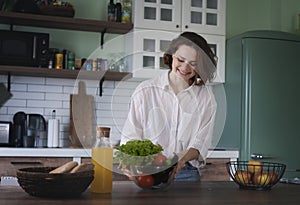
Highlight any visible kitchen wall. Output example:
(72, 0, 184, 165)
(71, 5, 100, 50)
(0, 74, 143, 147)
(1, 0, 300, 148)
(226, 0, 300, 38)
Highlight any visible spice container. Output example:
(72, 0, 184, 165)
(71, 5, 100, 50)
(67, 52, 75, 70)
(122, 0, 132, 23)
(55, 53, 63, 69)
(90, 127, 113, 193)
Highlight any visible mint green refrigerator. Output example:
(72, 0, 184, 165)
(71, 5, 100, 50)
(222, 30, 300, 178)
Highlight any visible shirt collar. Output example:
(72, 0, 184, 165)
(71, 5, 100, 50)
(161, 71, 198, 93)
(161, 70, 171, 91)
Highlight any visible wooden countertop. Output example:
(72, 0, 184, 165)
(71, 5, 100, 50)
(0, 181, 299, 205)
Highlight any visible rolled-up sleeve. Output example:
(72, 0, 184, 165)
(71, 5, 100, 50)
(189, 94, 217, 167)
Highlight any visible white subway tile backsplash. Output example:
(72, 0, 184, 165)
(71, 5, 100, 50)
(28, 84, 63, 93)
(12, 76, 45, 84)
(27, 100, 62, 108)
(0, 75, 7, 82)
(5, 99, 26, 107)
(0, 107, 7, 114)
(63, 86, 76, 94)
(111, 96, 131, 104)
(62, 101, 70, 109)
(97, 117, 119, 126)
(44, 108, 70, 118)
(102, 80, 115, 88)
(0, 115, 10, 121)
(109, 103, 130, 111)
(8, 107, 44, 116)
(0, 75, 141, 147)
(96, 110, 113, 117)
(61, 116, 70, 124)
(94, 95, 112, 103)
(45, 93, 70, 101)
(46, 77, 76, 86)
(11, 83, 27, 92)
(12, 91, 45, 100)
(95, 102, 110, 110)
(97, 110, 129, 120)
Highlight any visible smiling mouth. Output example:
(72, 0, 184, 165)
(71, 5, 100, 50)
(177, 68, 190, 76)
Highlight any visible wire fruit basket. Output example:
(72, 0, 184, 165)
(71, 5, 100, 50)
(226, 161, 286, 190)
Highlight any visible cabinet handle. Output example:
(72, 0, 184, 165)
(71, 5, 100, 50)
(250, 153, 275, 160)
(176, 24, 179, 28)
(11, 161, 42, 165)
(185, 25, 188, 29)
(32, 36, 37, 59)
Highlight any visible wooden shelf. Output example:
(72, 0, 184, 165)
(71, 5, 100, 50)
(0, 65, 132, 81)
(0, 12, 133, 81)
(0, 11, 133, 34)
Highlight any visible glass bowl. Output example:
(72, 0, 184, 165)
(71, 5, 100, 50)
(117, 153, 178, 190)
(129, 162, 177, 190)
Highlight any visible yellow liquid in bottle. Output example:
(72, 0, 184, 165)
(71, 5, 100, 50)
(90, 147, 113, 193)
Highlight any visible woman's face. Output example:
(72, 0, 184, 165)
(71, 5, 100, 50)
(172, 45, 198, 83)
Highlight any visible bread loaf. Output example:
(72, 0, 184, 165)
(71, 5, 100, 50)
(49, 161, 78, 174)
(70, 162, 94, 173)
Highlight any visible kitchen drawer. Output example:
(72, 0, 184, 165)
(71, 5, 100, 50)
(200, 158, 230, 181)
(0, 157, 76, 177)
(0, 157, 128, 181)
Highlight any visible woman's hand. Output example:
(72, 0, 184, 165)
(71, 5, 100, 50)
(118, 163, 135, 181)
(173, 158, 187, 178)
(173, 148, 200, 179)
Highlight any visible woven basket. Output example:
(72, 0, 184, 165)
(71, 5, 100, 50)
(17, 167, 94, 198)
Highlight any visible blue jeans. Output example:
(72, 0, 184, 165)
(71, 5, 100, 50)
(174, 163, 201, 182)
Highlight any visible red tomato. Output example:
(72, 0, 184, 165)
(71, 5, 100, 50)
(136, 175, 154, 188)
(153, 153, 167, 166)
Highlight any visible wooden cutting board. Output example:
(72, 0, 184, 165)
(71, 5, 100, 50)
(70, 81, 95, 148)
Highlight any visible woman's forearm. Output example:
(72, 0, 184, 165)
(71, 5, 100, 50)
(173, 148, 200, 178)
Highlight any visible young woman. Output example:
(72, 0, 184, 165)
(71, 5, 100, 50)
(121, 32, 218, 181)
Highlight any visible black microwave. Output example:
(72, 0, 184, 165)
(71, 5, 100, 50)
(0, 30, 49, 67)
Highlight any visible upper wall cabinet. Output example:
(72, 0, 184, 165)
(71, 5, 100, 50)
(128, 0, 226, 82)
(133, 0, 226, 35)
(129, 29, 225, 82)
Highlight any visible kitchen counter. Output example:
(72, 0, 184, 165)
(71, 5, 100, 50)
(0, 148, 239, 163)
(0, 181, 299, 205)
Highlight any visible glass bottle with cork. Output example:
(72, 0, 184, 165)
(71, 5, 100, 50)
(108, 0, 116, 22)
(90, 127, 113, 193)
(115, 0, 122, 22)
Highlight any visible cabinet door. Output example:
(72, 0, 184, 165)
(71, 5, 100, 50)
(182, 0, 226, 35)
(131, 29, 178, 78)
(129, 30, 225, 81)
(201, 33, 225, 83)
(134, 0, 182, 31)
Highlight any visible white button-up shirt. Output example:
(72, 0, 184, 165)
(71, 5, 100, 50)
(120, 71, 217, 168)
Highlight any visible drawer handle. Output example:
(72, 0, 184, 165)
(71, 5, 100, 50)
(11, 162, 42, 165)
(251, 153, 275, 160)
